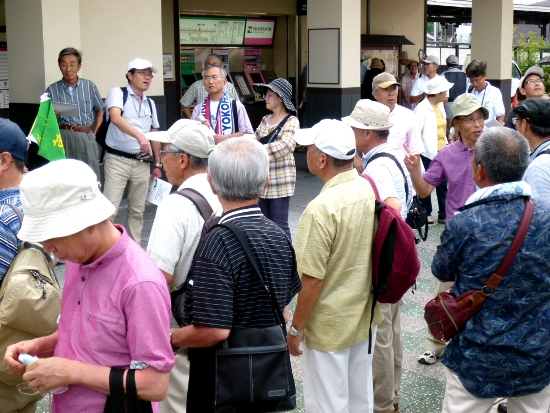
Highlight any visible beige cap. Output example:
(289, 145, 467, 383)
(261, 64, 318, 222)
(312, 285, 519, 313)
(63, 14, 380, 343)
(372, 72, 401, 89)
(423, 55, 440, 65)
(342, 99, 393, 131)
(146, 119, 215, 159)
(452, 93, 489, 121)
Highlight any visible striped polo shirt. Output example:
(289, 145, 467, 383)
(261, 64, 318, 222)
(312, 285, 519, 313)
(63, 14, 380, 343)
(0, 188, 22, 286)
(183, 206, 301, 329)
(46, 77, 104, 126)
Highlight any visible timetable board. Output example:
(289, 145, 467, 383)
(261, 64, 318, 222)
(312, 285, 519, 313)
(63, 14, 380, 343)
(180, 16, 245, 46)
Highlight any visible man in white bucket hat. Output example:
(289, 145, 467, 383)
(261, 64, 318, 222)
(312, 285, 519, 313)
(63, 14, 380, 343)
(4, 159, 175, 412)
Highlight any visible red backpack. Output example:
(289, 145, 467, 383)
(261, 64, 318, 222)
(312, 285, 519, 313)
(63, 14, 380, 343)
(360, 174, 421, 351)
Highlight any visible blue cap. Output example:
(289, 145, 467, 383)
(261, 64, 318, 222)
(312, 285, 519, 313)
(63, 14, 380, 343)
(0, 119, 28, 162)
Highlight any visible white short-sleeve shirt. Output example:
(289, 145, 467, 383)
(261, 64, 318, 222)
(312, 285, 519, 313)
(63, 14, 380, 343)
(469, 81, 505, 121)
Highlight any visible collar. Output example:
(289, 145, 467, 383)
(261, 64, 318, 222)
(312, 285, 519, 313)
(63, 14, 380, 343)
(177, 173, 207, 191)
(61, 77, 80, 88)
(458, 192, 529, 213)
(0, 187, 20, 198)
(81, 224, 129, 269)
(455, 137, 474, 152)
(320, 169, 358, 194)
(219, 205, 263, 224)
(126, 84, 148, 101)
(530, 139, 550, 160)
(364, 143, 391, 160)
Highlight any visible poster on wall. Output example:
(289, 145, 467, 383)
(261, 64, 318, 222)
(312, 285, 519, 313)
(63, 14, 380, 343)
(163, 54, 173, 80)
(180, 16, 245, 46)
(244, 19, 276, 46)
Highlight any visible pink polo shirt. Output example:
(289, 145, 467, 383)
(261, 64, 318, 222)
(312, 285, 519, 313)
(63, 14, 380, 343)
(52, 225, 174, 413)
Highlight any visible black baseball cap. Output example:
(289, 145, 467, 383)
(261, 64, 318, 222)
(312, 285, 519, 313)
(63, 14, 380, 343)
(0, 118, 27, 162)
(514, 98, 550, 128)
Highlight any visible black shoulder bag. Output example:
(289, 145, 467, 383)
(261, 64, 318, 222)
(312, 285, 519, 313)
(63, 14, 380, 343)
(213, 221, 296, 413)
(367, 152, 428, 243)
(259, 115, 292, 145)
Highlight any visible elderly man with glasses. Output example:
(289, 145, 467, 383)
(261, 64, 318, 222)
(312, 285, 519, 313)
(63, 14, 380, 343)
(102, 58, 162, 245)
(191, 65, 253, 144)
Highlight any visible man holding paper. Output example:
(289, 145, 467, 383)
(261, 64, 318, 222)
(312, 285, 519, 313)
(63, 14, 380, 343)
(46, 47, 104, 177)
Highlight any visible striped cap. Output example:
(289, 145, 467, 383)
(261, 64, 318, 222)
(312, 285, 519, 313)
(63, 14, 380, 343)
(253, 79, 296, 112)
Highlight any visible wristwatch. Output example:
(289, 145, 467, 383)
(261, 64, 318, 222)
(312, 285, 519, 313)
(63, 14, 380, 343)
(154, 163, 163, 169)
(289, 326, 304, 337)
(170, 328, 180, 351)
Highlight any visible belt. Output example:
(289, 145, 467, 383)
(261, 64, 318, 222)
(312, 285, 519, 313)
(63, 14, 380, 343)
(106, 147, 137, 160)
(59, 125, 92, 133)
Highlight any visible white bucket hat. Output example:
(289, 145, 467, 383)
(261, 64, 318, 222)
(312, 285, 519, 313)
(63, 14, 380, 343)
(18, 159, 116, 242)
(295, 119, 356, 160)
(426, 76, 454, 95)
(342, 99, 393, 130)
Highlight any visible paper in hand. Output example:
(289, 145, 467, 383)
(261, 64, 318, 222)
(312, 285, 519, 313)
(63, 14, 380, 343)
(52, 101, 78, 117)
(147, 178, 172, 205)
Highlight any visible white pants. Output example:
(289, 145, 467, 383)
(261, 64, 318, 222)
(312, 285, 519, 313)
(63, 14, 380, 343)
(302, 327, 377, 413)
(442, 368, 550, 413)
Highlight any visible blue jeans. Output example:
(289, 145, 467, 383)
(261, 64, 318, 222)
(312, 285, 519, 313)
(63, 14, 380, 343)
(258, 197, 292, 241)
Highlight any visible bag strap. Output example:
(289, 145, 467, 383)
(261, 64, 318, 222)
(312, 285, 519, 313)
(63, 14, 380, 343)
(5, 203, 23, 224)
(175, 188, 214, 222)
(359, 173, 381, 200)
(231, 100, 239, 133)
(219, 221, 284, 326)
(366, 152, 409, 202)
(107, 368, 125, 413)
(262, 114, 292, 145)
(127, 369, 153, 413)
(105, 368, 153, 413)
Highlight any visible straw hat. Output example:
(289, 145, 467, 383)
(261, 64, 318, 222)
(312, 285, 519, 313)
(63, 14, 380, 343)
(370, 58, 384, 70)
(342, 99, 393, 131)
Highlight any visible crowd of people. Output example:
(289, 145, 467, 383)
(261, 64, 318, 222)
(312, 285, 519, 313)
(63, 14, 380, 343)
(0, 47, 548, 413)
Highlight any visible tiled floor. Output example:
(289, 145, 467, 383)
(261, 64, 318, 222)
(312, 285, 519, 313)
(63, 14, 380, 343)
(37, 152, 503, 412)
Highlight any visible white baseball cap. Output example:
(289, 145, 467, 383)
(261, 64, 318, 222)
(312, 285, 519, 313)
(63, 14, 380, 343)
(128, 58, 158, 73)
(146, 119, 214, 159)
(426, 76, 454, 95)
(295, 119, 356, 160)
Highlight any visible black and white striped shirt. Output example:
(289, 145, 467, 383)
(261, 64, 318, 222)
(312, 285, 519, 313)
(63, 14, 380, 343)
(46, 77, 104, 126)
(183, 206, 301, 329)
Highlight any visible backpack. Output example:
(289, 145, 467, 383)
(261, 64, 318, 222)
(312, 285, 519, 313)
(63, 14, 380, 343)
(0, 204, 61, 386)
(95, 87, 153, 161)
(170, 189, 220, 327)
(359, 174, 421, 351)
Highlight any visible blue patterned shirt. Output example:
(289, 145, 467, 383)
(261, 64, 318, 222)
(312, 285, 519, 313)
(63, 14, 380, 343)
(0, 188, 22, 286)
(432, 194, 550, 398)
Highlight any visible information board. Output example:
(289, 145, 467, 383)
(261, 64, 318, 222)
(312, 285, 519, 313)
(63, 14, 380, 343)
(180, 16, 245, 45)
(244, 19, 276, 46)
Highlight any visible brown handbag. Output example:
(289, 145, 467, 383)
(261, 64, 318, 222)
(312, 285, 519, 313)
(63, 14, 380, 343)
(424, 198, 534, 343)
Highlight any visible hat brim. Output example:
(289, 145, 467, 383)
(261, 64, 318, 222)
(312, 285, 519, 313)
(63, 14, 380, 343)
(521, 68, 544, 87)
(145, 131, 171, 143)
(294, 128, 315, 146)
(377, 81, 401, 89)
(253, 83, 296, 112)
(452, 106, 490, 122)
(18, 193, 116, 243)
(342, 115, 393, 131)
(129, 65, 158, 73)
(427, 82, 454, 95)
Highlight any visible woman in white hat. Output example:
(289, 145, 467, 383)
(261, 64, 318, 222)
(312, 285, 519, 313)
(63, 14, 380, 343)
(252, 79, 299, 241)
(414, 75, 454, 226)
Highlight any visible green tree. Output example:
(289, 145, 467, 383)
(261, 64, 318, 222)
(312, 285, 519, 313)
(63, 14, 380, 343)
(513, 30, 550, 91)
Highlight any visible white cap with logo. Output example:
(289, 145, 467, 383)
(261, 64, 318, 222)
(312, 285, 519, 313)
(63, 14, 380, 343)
(295, 119, 356, 160)
(128, 58, 158, 73)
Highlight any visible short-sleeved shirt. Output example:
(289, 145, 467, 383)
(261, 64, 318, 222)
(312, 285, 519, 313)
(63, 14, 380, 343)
(524, 140, 550, 202)
(469, 81, 505, 121)
(105, 85, 159, 153)
(46, 78, 104, 126)
(147, 173, 222, 291)
(400, 72, 420, 109)
(180, 81, 239, 107)
(255, 114, 299, 199)
(363, 144, 413, 219)
(0, 188, 22, 286)
(191, 98, 253, 135)
(388, 104, 424, 158)
(52, 225, 175, 413)
(183, 206, 301, 330)
(422, 138, 477, 217)
(295, 169, 383, 352)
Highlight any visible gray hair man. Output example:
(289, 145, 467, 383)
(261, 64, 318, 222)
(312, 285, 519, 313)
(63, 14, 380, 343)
(4, 159, 174, 411)
(410, 54, 441, 104)
(180, 53, 239, 119)
(289, 119, 382, 412)
(191, 65, 253, 144)
(170, 137, 301, 412)
(146, 120, 219, 413)
(434, 128, 550, 413)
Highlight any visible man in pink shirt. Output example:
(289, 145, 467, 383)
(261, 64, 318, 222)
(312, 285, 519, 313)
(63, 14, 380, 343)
(4, 159, 174, 412)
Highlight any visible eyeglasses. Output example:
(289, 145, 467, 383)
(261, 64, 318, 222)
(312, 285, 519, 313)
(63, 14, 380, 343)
(159, 150, 182, 158)
(525, 78, 544, 85)
(458, 116, 484, 125)
(203, 75, 221, 81)
(135, 71, 154, 78)
(60, 63, 79, 70)
(512, 117, 529, 125)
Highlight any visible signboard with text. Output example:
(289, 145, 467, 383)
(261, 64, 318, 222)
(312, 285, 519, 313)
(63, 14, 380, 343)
(243, 19, 276, 46)
(180, 16, 245, 46)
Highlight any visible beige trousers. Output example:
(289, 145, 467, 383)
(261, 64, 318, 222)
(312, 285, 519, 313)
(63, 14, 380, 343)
(425, 280, 455, 354)
(103, 153, 150, 244)
(373, 302, 403, 413)
(442, 368, 550, 413)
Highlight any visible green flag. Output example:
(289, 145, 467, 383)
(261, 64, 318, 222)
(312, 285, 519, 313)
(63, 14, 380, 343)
(30, 98, 65, 161)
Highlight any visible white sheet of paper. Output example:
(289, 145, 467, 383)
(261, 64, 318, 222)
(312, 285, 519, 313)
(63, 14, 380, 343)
(147, 178, 172, 205)
(52, 101, 78, 117)
(485, 119, 502, 128)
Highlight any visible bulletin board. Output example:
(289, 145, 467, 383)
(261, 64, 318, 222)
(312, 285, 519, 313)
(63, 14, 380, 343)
(308, 28, 340, 84)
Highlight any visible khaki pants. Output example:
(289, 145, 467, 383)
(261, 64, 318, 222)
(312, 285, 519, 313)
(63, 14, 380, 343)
(442, 368, 550, 413)
(160, 315, 189, 413)
(0, 381, 41, 413)
(425, 280, 454, 354)
(103, 153, 150, 244)
(373, 302, 402, 413)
